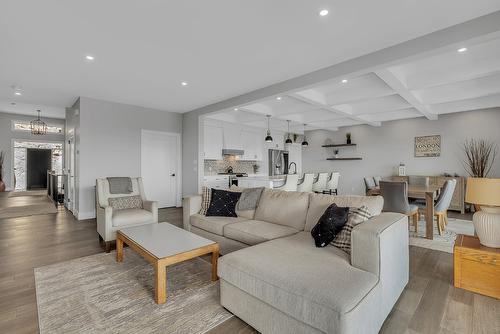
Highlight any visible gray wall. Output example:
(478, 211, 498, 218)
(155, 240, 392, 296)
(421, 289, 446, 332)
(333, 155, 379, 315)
(75, 97, 182, 219)
(0, 111, 65, 190)
(302, 108, 500, 196)
(182, 112, 202, 196)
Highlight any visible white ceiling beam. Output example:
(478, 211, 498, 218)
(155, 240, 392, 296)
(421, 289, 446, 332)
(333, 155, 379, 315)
(287, 93, 381, 127)
(374, 69, 438, 120)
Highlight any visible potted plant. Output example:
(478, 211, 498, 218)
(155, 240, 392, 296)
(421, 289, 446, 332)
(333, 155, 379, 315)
(0, 151, 5, 192)
(346, 133, 352, 144)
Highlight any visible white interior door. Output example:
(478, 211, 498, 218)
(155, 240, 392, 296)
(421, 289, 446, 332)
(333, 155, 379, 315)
(141, 130, 179, 208)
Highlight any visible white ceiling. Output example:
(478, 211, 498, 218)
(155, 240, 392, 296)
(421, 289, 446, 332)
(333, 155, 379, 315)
(1, 0, 500, 120)
(207, 34, 500, 131)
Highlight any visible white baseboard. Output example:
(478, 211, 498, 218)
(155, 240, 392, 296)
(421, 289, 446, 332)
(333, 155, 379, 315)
(77, 211, 96, 220)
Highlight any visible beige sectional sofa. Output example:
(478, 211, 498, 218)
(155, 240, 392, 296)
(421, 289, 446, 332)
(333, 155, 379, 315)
(183, 188, 409, 334)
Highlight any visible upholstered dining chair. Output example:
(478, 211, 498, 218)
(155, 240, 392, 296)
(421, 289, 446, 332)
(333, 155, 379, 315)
(431, 179, 457, 235)
(312, 172, 329, 192)
(324, 172, 340, 195)
(373, 176, 382, 187)
(274, 174, 299, 192)
(408, 175, 430, 187)
(297, 173, 315, 192)
(364, 177, 378, 196)
(380, 181, 419, 232)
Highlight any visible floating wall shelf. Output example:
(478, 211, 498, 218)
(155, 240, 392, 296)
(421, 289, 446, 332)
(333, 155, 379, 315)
(327, 157, 362, 161)
(322, 143, 357, 148)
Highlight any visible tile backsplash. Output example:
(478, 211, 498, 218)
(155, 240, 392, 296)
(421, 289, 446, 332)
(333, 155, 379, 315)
(204, 157, 261, 175)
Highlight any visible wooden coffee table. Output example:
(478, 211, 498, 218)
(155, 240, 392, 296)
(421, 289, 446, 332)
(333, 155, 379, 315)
(116, 223, 219, 304)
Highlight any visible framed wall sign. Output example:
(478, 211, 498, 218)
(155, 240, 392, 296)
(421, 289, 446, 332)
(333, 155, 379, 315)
(414, 135, 441, 157)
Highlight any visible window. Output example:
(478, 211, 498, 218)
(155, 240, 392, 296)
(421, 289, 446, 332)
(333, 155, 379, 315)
(12, 121, 63, 134)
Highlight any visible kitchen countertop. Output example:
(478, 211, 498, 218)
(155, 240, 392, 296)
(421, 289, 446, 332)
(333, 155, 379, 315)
(235, 175, 287, 181)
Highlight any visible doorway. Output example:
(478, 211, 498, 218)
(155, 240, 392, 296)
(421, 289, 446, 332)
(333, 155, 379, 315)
(141, 130, 181, 208)
(26, 149, 52, 190)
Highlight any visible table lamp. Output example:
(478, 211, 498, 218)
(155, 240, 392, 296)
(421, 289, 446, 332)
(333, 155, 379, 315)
(465, 177, 500, 248)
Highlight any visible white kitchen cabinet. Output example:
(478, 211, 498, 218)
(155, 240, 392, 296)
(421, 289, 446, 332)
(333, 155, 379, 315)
(222, 124, 243, 150)
(204, 125, 223, 160)
(203, 175, 229, 189)
(241, 129, 263, 161)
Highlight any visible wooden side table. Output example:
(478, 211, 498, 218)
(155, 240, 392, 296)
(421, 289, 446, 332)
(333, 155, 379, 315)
(454, 234, 500, 299)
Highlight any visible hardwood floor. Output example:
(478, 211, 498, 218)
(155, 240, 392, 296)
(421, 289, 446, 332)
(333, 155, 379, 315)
(0, 193, 498, 334)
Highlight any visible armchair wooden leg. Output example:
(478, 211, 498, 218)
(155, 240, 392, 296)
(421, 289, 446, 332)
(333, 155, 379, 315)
(105, 241, 112, 253)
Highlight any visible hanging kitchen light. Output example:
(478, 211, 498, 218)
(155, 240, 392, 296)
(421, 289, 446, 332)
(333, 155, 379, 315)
(285, 120, 293, 144)
(265, 115, 273, 142)
(301, 124, 309, 146)
(30, 109, 47, 135)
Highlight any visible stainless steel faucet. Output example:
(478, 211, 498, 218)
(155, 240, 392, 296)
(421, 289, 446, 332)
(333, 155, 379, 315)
(288, 162, 297, 174)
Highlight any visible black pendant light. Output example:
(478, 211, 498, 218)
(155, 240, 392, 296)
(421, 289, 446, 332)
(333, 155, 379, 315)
(285, 120, 293, 144)
(301, 124, 309, 146)
(30, 109, 47, 135)
(265, 115, 273, 142)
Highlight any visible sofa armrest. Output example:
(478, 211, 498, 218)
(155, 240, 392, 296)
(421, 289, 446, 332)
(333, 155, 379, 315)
(182, 195, 202, 231)
(143, 200, 158, 223)
(350, 212, 409, 319)
(351, 212, 408, 276)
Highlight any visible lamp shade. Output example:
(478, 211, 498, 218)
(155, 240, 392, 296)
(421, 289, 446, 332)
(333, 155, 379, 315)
(465, 178, 500, 206)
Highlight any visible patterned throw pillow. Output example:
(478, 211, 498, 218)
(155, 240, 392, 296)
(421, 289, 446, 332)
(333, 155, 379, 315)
(108, 195, 143, 210)
(206, 189, 242, 217)
(331, 205, 372, 254)
(199, 186, 211, 215)
(311, 203, 349, 247)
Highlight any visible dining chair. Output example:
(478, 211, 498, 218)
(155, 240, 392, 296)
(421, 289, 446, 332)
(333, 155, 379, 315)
(364, 177, 378, 196)
(433, 179, 457, 235)
(297, 173, 314, 192)
(408, 175, 430, 187)
(324, 172, 340, 195)
(274, 174, 299, 192)
(379, 181, 419, 232)
(373, 176, 382, 187)
(312, 172, 329, 192)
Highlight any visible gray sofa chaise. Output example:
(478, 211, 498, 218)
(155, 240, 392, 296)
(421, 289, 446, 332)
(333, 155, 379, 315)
(183, 188, 409, 334)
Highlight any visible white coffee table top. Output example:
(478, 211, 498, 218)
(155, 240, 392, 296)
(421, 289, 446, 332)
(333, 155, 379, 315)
(118, 223, 216, 259)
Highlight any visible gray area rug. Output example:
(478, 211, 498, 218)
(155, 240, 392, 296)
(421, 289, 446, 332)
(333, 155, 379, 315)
(35, 249, 232, 334)
(409, 217, 474, 253)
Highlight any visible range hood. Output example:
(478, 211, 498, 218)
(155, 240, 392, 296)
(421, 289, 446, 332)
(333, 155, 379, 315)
(222, 149, 244, 156)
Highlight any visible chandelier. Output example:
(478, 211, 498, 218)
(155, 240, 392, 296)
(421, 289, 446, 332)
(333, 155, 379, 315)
(30, 109, 47, 135)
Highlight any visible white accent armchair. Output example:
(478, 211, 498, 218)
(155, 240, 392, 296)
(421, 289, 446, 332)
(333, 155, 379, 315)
(96, 177, 158, 252)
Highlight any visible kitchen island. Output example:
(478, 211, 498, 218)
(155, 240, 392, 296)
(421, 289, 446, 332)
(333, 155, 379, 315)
(236, 175, 287, 189)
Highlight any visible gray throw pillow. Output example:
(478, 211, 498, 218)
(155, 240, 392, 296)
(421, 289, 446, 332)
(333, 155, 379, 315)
(331, 206, 372, 254)
(108, 195, 143, 210)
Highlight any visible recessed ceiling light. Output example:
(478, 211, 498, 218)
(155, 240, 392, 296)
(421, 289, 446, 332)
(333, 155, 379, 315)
(14, 91, 22, 96)
(341, 79, 348, 83)
(457, 47, 467, 53)
(85, 55, 95, 60)
(319, 9, 329, 16)
(276, 96, 282, 101)
(181, 81, 188, 86)
(233, 108, 239, 111)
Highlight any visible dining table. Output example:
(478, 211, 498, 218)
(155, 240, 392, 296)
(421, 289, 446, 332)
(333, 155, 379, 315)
(371, 184, 442, 240)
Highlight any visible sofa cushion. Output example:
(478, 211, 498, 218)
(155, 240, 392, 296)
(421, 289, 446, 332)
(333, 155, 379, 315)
(218, 232, 378, 333)
(190, 214, 248, 236)
(331, 206, 373, 254)
(311, 203, 349, 247)
(198, 186, 211, 215)
(108, 195, 143, 210)
(112, 208, 153, 227)
(254, 188, 310, 230)
(224, 220, 299, 245)
(304, 193, 383, 231)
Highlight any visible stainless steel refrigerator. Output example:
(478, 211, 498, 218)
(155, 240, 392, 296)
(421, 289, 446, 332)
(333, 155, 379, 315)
(268, 149, 289, 176)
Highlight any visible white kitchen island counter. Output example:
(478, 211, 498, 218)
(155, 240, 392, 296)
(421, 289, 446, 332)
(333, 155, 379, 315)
(236, 175, 287, 189)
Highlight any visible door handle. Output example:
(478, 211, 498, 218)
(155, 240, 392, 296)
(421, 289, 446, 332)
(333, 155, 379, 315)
(171, 173, 176, 177)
